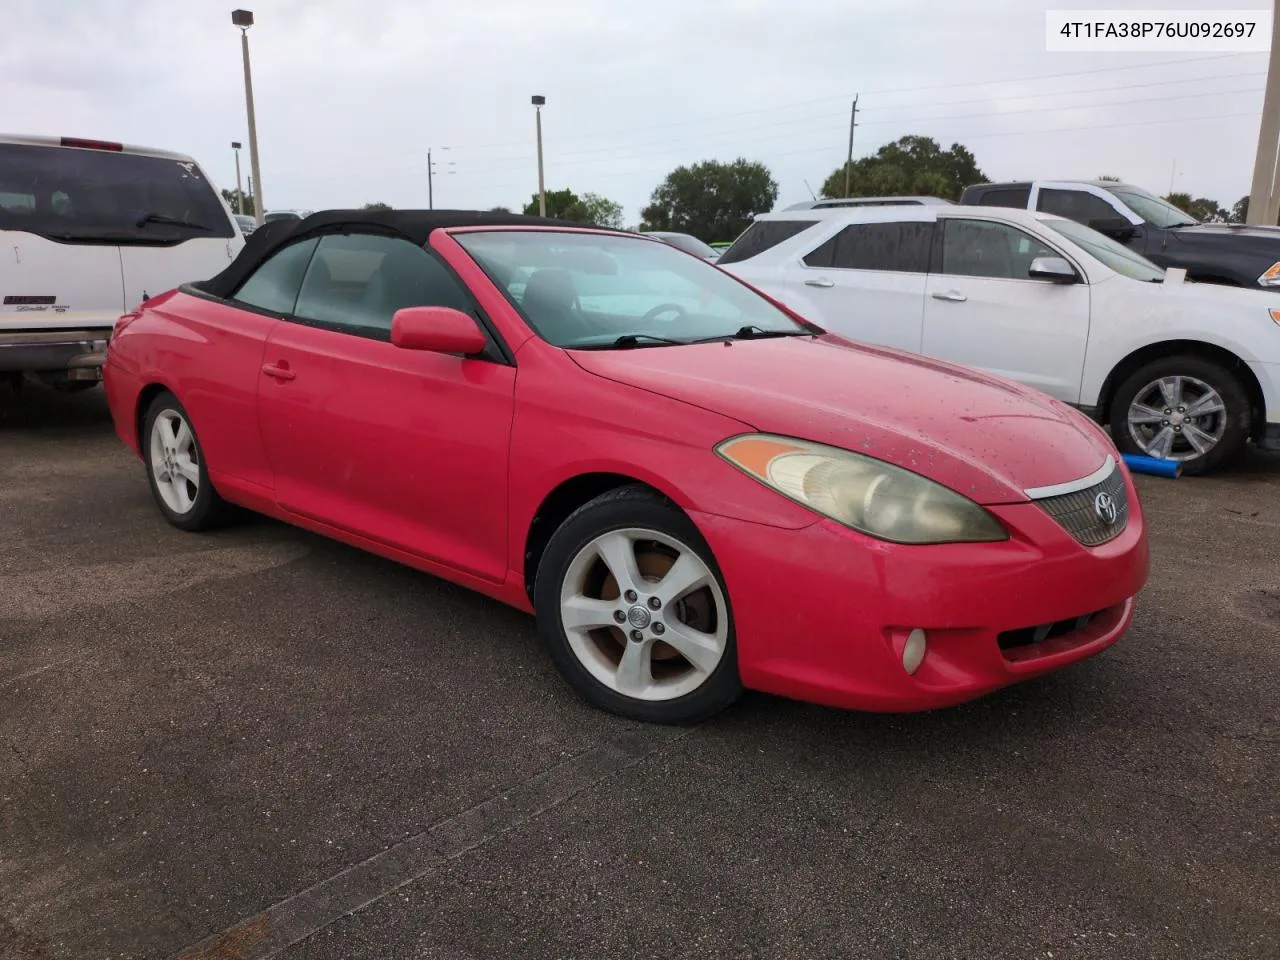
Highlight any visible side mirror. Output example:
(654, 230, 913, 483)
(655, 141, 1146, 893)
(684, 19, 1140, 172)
(391, 306, 487, 355)
(1087, 217, 1137, 242)
(1028, 256, 1078, 284)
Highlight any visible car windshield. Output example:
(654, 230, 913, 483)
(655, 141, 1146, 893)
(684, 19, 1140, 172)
(1042, 217, 1167, 282)
(455, 230, 810, 348)
(1103, 185, 1197, 228)
(654, 233, 720, 259)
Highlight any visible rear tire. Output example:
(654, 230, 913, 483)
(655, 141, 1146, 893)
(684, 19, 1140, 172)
(142, 391, 230, 531)
(1108, 354, 1250, 476)
(533, 485, 742, 724)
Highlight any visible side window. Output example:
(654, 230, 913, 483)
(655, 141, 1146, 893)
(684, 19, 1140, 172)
(292, 233, 474, 338)
(232, 238, 319, 314)
(974, 187, 1030, 208)
(939, 220, 1061, 280)
(802, 222, 932, 273)
(1036, 188, 1120, 225)
(716, 220, 817, 264)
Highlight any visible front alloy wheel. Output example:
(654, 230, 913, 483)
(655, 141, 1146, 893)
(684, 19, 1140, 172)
(559, 528, 728, 702)
(535, 486, 742, 723)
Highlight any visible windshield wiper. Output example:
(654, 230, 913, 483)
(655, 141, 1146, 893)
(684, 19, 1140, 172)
(135, 212, 212, 231)
(570, 333, 687, 350)
(690, 325, 809, 344)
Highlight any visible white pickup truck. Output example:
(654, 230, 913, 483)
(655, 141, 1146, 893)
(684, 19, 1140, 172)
(0, 134, 243, 395)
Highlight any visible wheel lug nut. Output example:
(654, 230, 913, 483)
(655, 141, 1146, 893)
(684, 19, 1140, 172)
(647, 596, 661, 610)
(1163, 409, 1171, 415)
(629, 630, 644, 642)
(652, 622, 665, 635)
(613, 610, 626, 624)
(1174, 426, 1182, 432)
(624, 590, 637, 603)
(1162, 419, 1169, 425)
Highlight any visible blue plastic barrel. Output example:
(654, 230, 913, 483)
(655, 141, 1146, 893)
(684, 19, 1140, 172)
(1121, 453, 1182, 478)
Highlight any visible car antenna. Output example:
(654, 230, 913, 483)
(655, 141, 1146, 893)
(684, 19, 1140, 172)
(803, 179, 818, 201)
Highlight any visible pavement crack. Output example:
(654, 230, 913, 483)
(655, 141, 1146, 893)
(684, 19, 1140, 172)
(169, 726, 688, 960)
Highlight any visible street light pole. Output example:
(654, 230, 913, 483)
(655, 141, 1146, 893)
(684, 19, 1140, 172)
(231, 141, 244, 215)
(532, 95, 546, 217)
(233, 10, 265, 226)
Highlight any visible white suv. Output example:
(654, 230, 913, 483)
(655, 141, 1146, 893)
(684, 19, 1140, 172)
(0, 134, 243, 394)
(718, 205, 1280, 474)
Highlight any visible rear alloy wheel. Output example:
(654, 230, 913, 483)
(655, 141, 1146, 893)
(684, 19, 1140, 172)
(1110, 355, 1251, 476)
(534, 486, 741, 724)
(143, 392, 229, 531)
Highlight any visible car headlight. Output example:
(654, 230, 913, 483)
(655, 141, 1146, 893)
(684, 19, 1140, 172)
(1258, 262, 1280, 287)
(716, 434, 1008, 545)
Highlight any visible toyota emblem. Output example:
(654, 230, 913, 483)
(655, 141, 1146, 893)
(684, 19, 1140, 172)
(1093, 491, 1119, 525)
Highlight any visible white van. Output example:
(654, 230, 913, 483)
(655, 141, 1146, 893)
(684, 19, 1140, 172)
(0, 134, 244, 392)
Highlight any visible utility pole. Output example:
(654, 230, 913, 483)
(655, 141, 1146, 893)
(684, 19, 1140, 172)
(843, 96, 859, 198)
(427, 148, 453, 210)
(1247, 0, 1280, 224)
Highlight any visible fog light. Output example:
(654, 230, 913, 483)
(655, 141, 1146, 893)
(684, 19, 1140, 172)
(898, 628, 927, 675)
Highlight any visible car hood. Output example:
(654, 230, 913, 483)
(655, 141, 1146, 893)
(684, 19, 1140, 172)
(569, 334, 1114, 504)
(1167, 223, 1280, 253)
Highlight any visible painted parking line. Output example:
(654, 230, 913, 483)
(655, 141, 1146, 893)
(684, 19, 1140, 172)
(170, 726, 686, 960)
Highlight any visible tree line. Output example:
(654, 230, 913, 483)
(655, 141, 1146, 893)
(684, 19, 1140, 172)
(228, 136, 1265, 238)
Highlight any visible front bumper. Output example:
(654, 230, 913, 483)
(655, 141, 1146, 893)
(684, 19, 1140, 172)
(692, 470, 1149, 712)
(1250, 361, 1280, 450)
(0, 329, 109, 377)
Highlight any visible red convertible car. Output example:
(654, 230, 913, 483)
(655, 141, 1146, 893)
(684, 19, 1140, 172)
(104, 209, 1149, 724)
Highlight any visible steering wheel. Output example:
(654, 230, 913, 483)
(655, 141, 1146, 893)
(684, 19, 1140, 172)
(640, 302, 689, 323)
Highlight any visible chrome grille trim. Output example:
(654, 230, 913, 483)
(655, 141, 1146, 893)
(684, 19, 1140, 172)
(1033, 463, 1129, 547)
(1024, 456, 1116, 500)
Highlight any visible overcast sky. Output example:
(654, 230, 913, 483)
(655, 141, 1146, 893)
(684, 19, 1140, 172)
(1, 0, 1271, 224)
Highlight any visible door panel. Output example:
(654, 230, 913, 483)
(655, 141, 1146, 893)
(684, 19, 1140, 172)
(254, 232, 516, 582)
(775, 220, 932, 353)
(922, 219, 1090, 402)
(793, 271, 926, 353)
(257, 322, 516, 580)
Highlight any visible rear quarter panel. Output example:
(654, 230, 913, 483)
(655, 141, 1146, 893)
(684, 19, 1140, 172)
(108, 290, 278, 494)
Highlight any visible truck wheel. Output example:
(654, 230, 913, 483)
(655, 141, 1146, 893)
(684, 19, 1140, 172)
(1109, 355, 1251, 475)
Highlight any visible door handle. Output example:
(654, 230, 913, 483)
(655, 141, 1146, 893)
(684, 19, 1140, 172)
(931, 290, 967, 302)
(261, 361, 296, 381)
(804, 277, 835, 288)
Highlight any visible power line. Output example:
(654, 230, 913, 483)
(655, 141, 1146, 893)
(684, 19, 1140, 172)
(284, 76, 1267, 191)
(440, 84, 1265, 176)
(444, 52, 1260, 153)
(283, 109, 1260, 195)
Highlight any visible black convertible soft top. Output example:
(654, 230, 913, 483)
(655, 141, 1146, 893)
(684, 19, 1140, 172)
(195, 208, 601, 299)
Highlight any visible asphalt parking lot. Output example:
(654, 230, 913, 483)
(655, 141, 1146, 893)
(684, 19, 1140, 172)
(1, 383, 1277, 960)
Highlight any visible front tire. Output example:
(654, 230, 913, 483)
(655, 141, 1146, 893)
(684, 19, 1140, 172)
(1109, 355, 1251, 475)
(533, 485, 742, 724)
(142, 391, 229, 531)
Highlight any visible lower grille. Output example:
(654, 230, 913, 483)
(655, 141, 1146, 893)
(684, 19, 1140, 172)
(1033, 461, 1129, 547)
(998, 611, 1098, 651)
